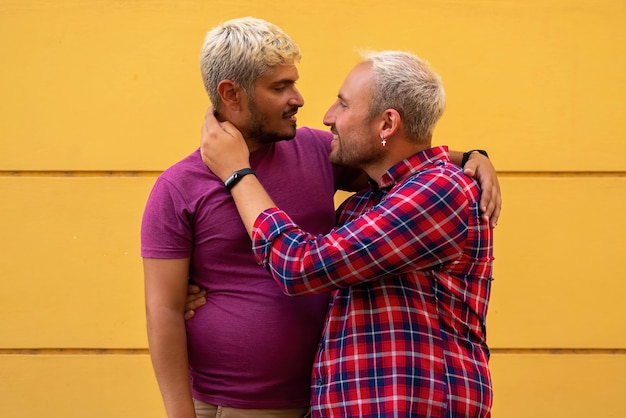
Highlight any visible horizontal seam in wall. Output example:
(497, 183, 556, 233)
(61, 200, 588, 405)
(0, 171, 625, 178)
(0, 348, 149, 355)
(1, 348, 626, 355)
(0, 171, 163, 177)
(490, 348, 626, 354)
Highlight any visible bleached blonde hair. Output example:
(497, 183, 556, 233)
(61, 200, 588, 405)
(363, 50, 446, 141)
(200, 17, 302, 107)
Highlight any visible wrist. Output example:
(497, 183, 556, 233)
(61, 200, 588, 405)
(461, 149, 489, 167)
(223, 168, 255, 191)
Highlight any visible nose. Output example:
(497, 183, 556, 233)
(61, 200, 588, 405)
(323, 102, 337, 127)
(289, 87, 305, 108)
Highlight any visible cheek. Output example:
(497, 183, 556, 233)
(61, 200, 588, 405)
(335, 114, 355, 133)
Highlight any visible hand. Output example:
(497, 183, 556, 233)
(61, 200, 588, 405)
(463, 153, 502, 228)
(184, 284, 207, 321)
(200, 107, 251, 181)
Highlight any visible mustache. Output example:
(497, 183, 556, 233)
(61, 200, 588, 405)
(282, 107, 299, 118)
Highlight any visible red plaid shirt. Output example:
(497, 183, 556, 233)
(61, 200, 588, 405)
(252, 146, 494, 417)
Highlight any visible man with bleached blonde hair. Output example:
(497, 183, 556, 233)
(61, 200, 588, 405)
(142, 17, 500, 418)
(143, 17, 361, 418)
(200, 50, 494, 416)
(200, 17, 301, 112)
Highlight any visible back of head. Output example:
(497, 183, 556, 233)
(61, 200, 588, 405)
(200, 17, 302, 107)
(364, 50, 446, 142)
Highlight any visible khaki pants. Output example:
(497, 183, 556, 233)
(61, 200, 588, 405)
(193, 398, 310, 418)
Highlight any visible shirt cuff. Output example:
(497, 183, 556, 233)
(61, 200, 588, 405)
(251, 208, 298, 266)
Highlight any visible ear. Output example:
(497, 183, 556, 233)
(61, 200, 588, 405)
(217, 80, 243, 111)
(379, 108, 401, 139)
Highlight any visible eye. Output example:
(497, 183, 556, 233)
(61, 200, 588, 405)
(335, 97, 347, 109)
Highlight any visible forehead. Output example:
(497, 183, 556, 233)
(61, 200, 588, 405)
(339, 62, 374, 100)
(255, 64, 299, 85)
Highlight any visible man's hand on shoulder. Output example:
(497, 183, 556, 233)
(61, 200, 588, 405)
(462, 152, 501, 228)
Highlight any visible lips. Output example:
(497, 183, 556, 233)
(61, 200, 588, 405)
(282, 107, 299, 119)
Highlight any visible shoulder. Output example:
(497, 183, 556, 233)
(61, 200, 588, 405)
(398, 163, 479, 207)
(158, 149, 207, 182)
(151, 148, 220, 198)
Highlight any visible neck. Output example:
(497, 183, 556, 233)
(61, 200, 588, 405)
(215, 106, 265, 153)
(364, 140, 431, 186)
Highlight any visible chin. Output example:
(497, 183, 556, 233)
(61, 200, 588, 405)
(277, 126, 298, 140)
(257, 130, 297, 144)
(328, 151, 342, 166)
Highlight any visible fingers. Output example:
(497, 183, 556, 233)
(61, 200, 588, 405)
(184, 291, 207, 321)
(185, 288, 206, 303)
(184, 310, 195, 321)
(464, 153, 502, 228)
(187, 283, 201, 295)
(202, 109, 238, 140)
(203, 107, 221, 131)
(185, 286, 207, 309)
(479, 185, 494, 217)
(187, 294, 207, 310)
(478, 180, 501, 228)
(487, 173, 502, 228)
(463, 166, 476, 179)
(488, 193, 502, 228)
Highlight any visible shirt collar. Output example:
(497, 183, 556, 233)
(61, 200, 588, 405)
(378, 145, 450, 189)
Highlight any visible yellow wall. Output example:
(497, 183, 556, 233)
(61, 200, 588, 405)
(1, 1, 625, 416)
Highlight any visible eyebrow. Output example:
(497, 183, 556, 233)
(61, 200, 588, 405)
(270, 78, 297, 87)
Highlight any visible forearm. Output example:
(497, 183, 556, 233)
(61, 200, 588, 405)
(147, 308, 195, 418)
(252, 180, 466, 295)
(229, 174, 277, 238)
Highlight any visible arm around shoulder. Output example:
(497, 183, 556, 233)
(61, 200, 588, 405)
(450, 149, 501, 228)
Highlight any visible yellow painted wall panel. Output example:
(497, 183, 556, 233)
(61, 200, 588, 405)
(342, 176, 626, 349)
(0, 354, 164, 418)
(489, 353, 626, 417)
(1, 1, 625, 171)
(1, 1, 625, 416)
(488, 176, 626, 348)
(2, 176, 626, 349)
(1, 352, 624, 417)
(0, 177, 155, 348)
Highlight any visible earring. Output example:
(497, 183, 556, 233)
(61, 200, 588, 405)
(381, 135, 387, 147)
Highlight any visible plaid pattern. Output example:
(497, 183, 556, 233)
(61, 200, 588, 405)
(252, 146, 494, 417)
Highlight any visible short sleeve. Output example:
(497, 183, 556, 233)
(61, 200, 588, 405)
(140, 177, 194, 259)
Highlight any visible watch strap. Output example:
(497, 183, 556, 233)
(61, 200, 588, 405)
(461, 149, 489, 167)
(223, 168, 256, 191)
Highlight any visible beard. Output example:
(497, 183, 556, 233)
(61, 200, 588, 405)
(329, 134, 383, 169)
(243, 101, 298, 144)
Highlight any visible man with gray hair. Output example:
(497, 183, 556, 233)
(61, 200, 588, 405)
(200, 50, 494, 416)
(142, 17, 499, 418)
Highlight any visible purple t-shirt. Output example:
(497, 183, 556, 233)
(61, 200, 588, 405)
(141, 128, 350, 408)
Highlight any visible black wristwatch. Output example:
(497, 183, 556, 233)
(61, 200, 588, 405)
(461, 149, 489, 167)
(223, 168, 256, 191)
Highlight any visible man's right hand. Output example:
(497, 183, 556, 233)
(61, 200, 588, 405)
(184, 284, 207, 320)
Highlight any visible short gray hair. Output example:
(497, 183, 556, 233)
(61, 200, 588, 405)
(200, 17, 302, 107)
(363, 50, 446, 141)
